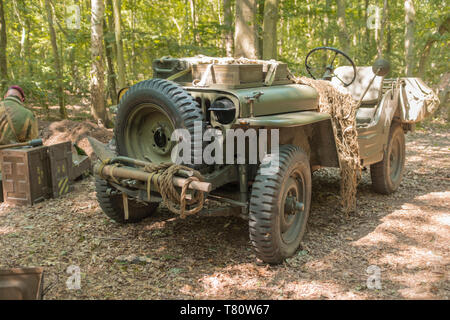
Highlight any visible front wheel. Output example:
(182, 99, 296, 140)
(249, 145, 312, 264)
(370, 123, 406, 194)
(95, 178, 158, 223)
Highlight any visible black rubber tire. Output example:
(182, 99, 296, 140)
(370, 123, 406, 194)
(95, 178, 158, 223)
(114, 78, 205, 169)
(249, 145, 312, 264)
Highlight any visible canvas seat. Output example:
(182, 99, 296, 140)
(331, 66, 384, 105)
(331, 66, 385, 125)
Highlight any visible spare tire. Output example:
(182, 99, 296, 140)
(114, 78, 205, 169)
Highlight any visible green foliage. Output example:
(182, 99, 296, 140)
(1, 0, 448, 110)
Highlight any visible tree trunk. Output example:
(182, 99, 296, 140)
(278, 6, 283, 57)
(324, 0, 332, 47)
(257, 0, 265, 59)
(376, 0, 388, 58)
(336, 0, 349, 54)
(262, 0, 278, 60)
(189, 0, 200, 45)
(364, 0, 370, 61)
(90, 0, 109, 127)
(404, 0, 415, 76)
(223, 0, 233, 57)
(44, 0, 67, 119)
(74, 50, 84, 94)
(104, 19, 117, 105)
(234, 0, 258, 59)
(112, 0, 126, 89)
(0, 0, 8, 87)
(385, 0, 391, 57)
(12, 0, 26, 76)
(25, 18, 32, 76)
(106, 0, 118, 65)
(417, 16, 449, 78)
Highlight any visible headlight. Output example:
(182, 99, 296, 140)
(209, 98, 236, 125)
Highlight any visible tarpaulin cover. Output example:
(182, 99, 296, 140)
(399, 77, 440, 123)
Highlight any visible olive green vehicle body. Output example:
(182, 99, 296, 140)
(147, 56, 423, 183)
(184, 84, 341, 174)
(182, 80, 400, 173)
(93, 54, 436, 264)
(113, 67, 405, 194)
(101, 56, 413, 204)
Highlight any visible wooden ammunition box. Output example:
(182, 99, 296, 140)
(0, 267, 44, 300)
(192, 64, 264, 86)
(0, 141, 78, 205)
(0, 146, 52, 205)
(263, 63, 290, 81)
(47, 141, 73, 198)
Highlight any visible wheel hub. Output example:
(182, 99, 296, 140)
(285, 196, 304, 215)
(389, 136, 401, 181)
(125, 103, 175, 163)
(153, 127, 167, 149)
(280, 176, 306, 244)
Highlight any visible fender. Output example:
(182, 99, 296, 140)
(237, 111, 340, 169)
(357, 87, 399, 166)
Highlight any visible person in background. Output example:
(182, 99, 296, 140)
(0, 86, 38, 145)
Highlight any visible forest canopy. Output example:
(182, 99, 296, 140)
(0, 0, 448, 122)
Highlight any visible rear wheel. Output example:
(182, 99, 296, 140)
(95, 178, 158, 223)
(370, 123, 405, 194)
(249, 145, 312, 264)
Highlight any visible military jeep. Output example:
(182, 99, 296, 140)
(92, 47, 438, 264)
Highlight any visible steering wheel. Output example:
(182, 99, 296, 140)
(305, 46, 357, 87)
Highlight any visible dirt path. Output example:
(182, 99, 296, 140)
(0, 125, 448, 300)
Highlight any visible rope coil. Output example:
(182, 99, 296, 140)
(99, 158, 205, 218)
(142, 163, 205, 219)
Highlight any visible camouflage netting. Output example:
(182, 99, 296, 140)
(179, 56, 362, 213)
(290, 76, 361, 213)
(180, 55, 277, 66)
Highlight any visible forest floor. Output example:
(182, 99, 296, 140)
(0, 116, 448, 300)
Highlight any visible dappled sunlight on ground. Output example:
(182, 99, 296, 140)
(0, 124, 448, 299)
(0, 226, 15, 235)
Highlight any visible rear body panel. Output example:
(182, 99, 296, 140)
(357, 88, 399, 166)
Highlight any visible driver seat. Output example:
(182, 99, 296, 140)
(331, 66, 384, 105)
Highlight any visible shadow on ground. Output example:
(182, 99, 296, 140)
(0, 127, 448, 299)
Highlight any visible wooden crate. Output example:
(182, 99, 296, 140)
(192, 64, 264, 86)
(263, 63, 290, 81)
(0, 146, 52, 205)
(0, 141, 77, 205)
(47, 141, 73, 198)
(0, 267, 44, 300)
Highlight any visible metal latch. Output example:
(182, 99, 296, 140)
(245, 91, 264, 117)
